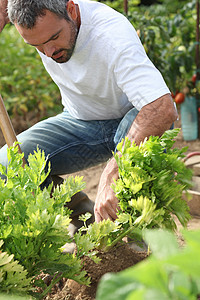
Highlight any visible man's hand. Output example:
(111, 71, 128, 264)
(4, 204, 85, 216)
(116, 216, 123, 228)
(94, 157, 120, 222)
(0, 0, 9, 33)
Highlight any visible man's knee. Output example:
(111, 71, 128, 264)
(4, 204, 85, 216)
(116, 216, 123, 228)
(0, 145, 8, 181)
(0, 144, 8, 168)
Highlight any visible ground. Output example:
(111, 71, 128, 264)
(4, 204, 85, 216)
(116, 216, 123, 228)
(0, 110, 200, 299)
(44, 244, 148, 300)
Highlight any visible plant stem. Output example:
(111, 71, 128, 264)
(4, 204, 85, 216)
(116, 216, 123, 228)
(104, 226, 134, 252)
(39, 273, 63, 299)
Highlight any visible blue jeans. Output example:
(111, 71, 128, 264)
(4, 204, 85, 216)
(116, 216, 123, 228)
(0, 108, 138, 186)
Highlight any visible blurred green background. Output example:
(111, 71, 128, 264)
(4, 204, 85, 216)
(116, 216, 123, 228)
(0, 0, 198, 123)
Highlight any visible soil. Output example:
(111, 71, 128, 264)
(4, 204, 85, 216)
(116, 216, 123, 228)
(1, 111, 200, 299)
(43, 244, 147, 300)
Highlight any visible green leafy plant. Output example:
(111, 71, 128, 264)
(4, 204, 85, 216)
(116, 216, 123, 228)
(76, 129, 192, 253)
(0, 130, 194, 297)
(96, 228, 200, 300)
(0, 144, 91, 298)
(113, 129, 193, 231)
(76, 217, 121, 252)
(0, 240, 32, 296)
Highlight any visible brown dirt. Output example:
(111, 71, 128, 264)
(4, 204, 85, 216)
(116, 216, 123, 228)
(44, 243, 147, 300)
(1, 110, 200, 299)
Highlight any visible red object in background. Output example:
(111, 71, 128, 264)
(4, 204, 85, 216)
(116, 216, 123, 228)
(183, 151, 200, 163)
(171, 90, 179, 99)
(175, 92, 185, 104)
(192, 74, 197, 84)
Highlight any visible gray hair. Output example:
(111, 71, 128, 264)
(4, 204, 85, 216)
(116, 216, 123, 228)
(7, 0, 70, 28)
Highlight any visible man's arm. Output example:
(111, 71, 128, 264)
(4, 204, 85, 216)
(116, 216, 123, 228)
(94, 93, 178, 222)
(0, 0, 9, 32)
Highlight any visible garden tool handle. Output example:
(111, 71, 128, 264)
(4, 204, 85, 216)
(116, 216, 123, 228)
(0, 93, 26, 166)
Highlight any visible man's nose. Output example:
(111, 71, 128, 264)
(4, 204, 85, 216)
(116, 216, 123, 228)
(43, 44, 56, 57)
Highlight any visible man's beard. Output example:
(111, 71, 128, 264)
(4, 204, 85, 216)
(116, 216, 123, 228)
(51, 21, 78, 63)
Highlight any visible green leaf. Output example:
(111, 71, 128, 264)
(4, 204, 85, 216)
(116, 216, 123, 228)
(144, 229, 179, 259)
(96, 272, 141, 300)
(0, 241, 31, 294)
(74, 232, 100, 263)
(181, 229, 200, 250)
(127, 288, 170, 300)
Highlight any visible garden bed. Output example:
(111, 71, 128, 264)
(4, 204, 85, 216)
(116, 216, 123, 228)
(43, 212, 200, 300)
(45, 129, 200, 300)
(1, 116, 200, 300)
(43, 244, 147, 300)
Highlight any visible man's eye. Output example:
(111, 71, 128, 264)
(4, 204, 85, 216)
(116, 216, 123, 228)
(52, 35, 59, 40)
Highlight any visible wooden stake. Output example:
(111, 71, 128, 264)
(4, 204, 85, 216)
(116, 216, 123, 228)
(124, 0, 128, 15)
(0, 93, 26, 167)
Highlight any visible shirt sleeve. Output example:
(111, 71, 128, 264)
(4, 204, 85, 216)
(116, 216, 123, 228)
(113, 41, 170, 110)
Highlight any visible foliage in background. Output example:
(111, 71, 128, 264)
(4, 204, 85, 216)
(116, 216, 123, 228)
(141, 0, 189, 13)
(128, 0, 197, 96)
(0, 25, 61, 121)
(0, 0, 197, 122)
(102, 0, 140, 14)
(101, 0, 189, 15)
(96, 228, 200, 300)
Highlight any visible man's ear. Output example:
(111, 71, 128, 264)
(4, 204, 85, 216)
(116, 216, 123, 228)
(66, 0, 77, 21)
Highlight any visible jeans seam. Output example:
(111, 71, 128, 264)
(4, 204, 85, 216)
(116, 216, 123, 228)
(99, 121, 114, 153)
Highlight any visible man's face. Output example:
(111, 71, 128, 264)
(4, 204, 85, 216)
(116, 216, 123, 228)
(15, 9, 78, 63)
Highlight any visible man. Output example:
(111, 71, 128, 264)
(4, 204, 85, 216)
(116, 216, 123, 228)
(0, 0, 178, 223)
